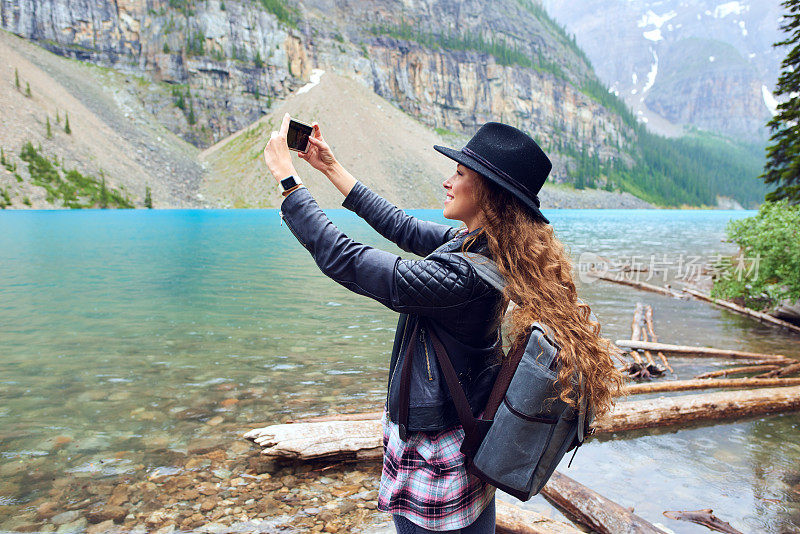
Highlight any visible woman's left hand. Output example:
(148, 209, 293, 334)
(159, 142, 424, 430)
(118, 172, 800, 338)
(263, 113, 298, 182)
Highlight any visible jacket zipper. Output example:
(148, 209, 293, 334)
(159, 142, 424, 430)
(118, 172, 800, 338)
(420, 328, 433, 381)
(387, 317, 411, 397)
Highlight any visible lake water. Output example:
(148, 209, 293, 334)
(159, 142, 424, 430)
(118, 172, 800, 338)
(1, 208, 799, 533)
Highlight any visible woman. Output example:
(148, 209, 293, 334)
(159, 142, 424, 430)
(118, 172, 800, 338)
(263, 114, 623, 533)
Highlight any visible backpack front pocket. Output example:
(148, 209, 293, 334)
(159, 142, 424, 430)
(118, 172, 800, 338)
(471, 397, 558, 495)
(470, 350, 562, 497)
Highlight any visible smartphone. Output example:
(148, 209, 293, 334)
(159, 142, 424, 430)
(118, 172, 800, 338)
(287, 119, 313, 153)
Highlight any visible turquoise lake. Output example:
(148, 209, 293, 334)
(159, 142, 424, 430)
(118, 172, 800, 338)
(1, 207, 799, 533)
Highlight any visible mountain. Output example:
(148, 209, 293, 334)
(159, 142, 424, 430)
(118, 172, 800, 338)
(199, 69, 654, 209)
(0, 29, 204, 208)
(0, 0, 771, 208)
(541, 0, 782, 140)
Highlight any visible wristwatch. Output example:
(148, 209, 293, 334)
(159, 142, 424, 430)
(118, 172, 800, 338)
(280, 175, 302, 192)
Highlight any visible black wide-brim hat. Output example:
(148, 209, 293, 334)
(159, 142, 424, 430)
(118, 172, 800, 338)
(434, 122, 552, 224)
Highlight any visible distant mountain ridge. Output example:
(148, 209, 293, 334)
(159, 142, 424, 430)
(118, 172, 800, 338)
(0, 0, 771, 208)
(542, 0, 781, 140)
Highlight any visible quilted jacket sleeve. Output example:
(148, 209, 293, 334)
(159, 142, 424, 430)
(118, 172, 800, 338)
(280, 187, 489, 317)
(341, 181, 458, 257)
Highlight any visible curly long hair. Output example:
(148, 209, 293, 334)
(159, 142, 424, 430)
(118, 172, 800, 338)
(461, 176, 625, 417)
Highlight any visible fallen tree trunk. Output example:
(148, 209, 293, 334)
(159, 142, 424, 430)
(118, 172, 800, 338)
(540, 471, 666, 534)
(629, 303, 644, 366)
(588, 269, 684, 299)
(289, 412, 383, 424)
(614, 340, 789, 362)
(244, 419, 383, 460)
(695, 365, 781, 379)
(594, 385, 800, 434)
(644, 304, 673, 373)
(495, 500, 583, 534)
(756, 362, 800, 379)
(683, 288, 800, 335)
(244, 386, 800, 460)
(624, 377, 800, 395)
(663, 509, 743, 534)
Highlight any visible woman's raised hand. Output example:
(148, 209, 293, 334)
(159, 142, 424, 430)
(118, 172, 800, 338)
(298, 123, 338, 177)
(263, 113, 298, 183)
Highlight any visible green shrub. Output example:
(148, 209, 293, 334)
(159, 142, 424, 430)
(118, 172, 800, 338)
(212, 46, 226, 62)
(19, 142, 133, 208)
(64, 113, 71, 134)
(25, 82, 31, 97)
(15, 68, 20, 89)
(186, 30, 205, 56)
(257, 0, 299, 27)
(711, 199, 800, 310)
(46, 116, 52, 138)
(370, 21, 539, 71)
(0, 187, 10, 208)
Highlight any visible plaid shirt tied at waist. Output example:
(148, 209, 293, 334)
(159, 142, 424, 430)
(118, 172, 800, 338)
(377, 409, 496, 530)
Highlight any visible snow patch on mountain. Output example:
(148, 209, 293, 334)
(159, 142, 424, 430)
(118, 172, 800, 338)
(638, 10, 677, 29)
(643, 28, 663, 41)
(762, 85, 779, 115)
(714, 1, 749, 18)
(643, 49, 659, 93)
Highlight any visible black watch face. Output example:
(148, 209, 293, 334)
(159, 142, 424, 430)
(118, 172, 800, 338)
(281, 176, 299, 190)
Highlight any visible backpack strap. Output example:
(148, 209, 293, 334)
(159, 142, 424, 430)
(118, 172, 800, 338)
(425, 321, 482, 455)
(397, 319, 420, 441)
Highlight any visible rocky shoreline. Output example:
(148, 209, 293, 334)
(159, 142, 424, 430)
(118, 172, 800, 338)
(9, 439, 386, 534)
(539, 184, 655, 209)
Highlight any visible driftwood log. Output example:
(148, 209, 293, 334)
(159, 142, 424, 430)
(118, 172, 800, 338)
(244, 386, 800, 460)
(624, 377, 800, 395)
(663, 509, 743, 534)
(756, 361, 800, 379)
(595, 385, 800, 433)
(629, 303, 645, 366)
(614, 340, 789, 362)
(695, 364, 781, 379)
(683, 288, 800, 335)
(540, 471, 666, 534)
(626, 303, 665, 378)
(495, 500, 583, 534)
(587, 269, 685, 299)
(644, 304, 673, 373)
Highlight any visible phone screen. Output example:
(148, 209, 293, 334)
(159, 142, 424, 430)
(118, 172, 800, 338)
(287, 119, 313, 153)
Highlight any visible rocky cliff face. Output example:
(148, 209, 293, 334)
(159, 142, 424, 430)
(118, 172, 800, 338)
(542, 0, 780, 140)
(2, 0, 309, 146)
(1, 0, 635, 184)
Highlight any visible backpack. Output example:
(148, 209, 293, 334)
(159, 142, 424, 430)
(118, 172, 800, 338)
(421, 253, 594, 501)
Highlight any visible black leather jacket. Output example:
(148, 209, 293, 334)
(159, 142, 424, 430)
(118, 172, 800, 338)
(279, 181, 504, 432)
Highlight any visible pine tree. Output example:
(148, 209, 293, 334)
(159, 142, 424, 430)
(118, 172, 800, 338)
(15, 68, 20, 90)
(144, 186, 153, 208)
(99, 177, 109, 208)
(64, 113, 71, 134)
(763, 0, 800, 204)
(46, 116, 52, 138)
(25, 82, 31, 97)
(56, 110, 60, 124)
